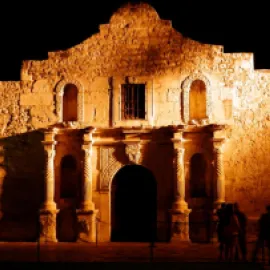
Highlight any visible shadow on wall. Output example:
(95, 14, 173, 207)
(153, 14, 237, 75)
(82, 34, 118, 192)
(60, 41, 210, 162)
(0, 130, 44, 241)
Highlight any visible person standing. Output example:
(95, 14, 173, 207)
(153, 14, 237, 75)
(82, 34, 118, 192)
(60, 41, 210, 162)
(223, 203, 241, 261)
(252, 205, 270, 265)
(234, 202, 247, 261)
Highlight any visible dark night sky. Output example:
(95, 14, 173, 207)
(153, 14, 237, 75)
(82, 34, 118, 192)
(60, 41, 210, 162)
(0, 0, 269, 81)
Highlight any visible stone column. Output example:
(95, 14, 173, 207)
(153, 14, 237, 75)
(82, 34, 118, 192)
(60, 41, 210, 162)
(81, 144, 94, 210)
(39, 128, 59, 243)
(77, 127, 98, 242)
(173, 148, 187, 210)
(213, 140, 225, 207)
(170, 143, 191, 242)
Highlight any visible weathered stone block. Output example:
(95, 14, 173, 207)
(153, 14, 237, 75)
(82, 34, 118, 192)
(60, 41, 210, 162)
(76, 209, 98, 243)
(20, 93, 53, 106)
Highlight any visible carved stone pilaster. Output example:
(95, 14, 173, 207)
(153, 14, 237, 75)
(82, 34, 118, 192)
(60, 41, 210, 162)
(173, 147, 187, 210)
(77, 127, 97, 241)
(81, 144, 94, 210)
(213, 139, 225, 207)
(80, 127, 96, 210)
(170, 142, 191, 242)
(125, 143, 141, 164)
(76, 209, 98, 242)
(39, 209, 59, 243)
(42, 142, 57, 210)
(39, 128, 58, 242)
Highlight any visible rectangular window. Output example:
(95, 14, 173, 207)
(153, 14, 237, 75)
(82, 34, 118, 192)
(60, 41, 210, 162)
(121, 84, 145, 120)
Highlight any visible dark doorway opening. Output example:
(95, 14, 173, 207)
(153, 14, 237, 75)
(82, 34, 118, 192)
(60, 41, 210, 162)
(190, 153, 207, 198)
(57, 155, 79, 242)
(111, 165, 157, 242)
(189, 153, 211, 243)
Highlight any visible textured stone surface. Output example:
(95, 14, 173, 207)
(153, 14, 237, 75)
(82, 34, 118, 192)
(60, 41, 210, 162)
(0, 2, 269, 241)
(39, 210, 58, 242)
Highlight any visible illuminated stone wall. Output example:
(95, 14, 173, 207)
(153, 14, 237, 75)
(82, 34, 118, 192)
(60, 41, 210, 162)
(0, 3, 269, 240)
(223, 70, 270, 216)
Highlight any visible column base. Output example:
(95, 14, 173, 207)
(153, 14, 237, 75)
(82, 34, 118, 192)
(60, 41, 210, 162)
(42, 201, 57, 211)
(80, 201, 95, 211)
(39, 209, 59, 243)
(170, 208, 191, 242)
(76, 209, 99, 243)
(172, 199, 188, 212)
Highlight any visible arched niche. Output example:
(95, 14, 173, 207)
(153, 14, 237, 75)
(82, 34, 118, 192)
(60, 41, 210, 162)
(189, 153, 207, 198)
(182, 73, 211, 124)
(55, 78, 84, 122)
(189, 80, 207, 121)
(63, 84, 78, 121)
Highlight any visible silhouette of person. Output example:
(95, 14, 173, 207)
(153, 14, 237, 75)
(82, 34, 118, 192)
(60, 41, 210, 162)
(223, 203, 241, 261)
(252, 205, 270, 264)
(216, 202, 227, 260)
(233, 202, 247, 261)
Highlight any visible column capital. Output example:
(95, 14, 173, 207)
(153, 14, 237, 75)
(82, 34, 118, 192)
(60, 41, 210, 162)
(44, 127, 58, 142)
(42, 141, 57, 155)
(172, 139, 184, 148)
(82, 143, 92, 156)
(212, 138, 225, 153)
(83, 127, 96, 143)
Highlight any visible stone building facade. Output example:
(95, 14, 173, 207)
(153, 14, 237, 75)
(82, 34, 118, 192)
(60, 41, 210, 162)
(0, 3, 269, 243)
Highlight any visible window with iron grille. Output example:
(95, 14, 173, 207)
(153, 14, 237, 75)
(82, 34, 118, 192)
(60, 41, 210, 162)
(121, 84, 146, 120)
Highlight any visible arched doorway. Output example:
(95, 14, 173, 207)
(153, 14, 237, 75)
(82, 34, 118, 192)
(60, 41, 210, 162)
(111, 165, 157, 242)
(63, 84, 78, 122)
(57, 155, 80, 242)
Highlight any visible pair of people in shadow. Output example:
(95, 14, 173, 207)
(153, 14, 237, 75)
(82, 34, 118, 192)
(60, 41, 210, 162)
(217, 202, 270, 264)
(216, 202, 247, 261)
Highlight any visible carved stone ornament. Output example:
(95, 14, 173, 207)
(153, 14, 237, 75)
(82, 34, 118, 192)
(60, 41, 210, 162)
(171, 209, 191, 241)
(76, 210, 98, 242)
(125, 143, 141, 164)
(39, 210, 58, 242)
(78, 219, 90, 235)
(100, 147, 122, 191)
